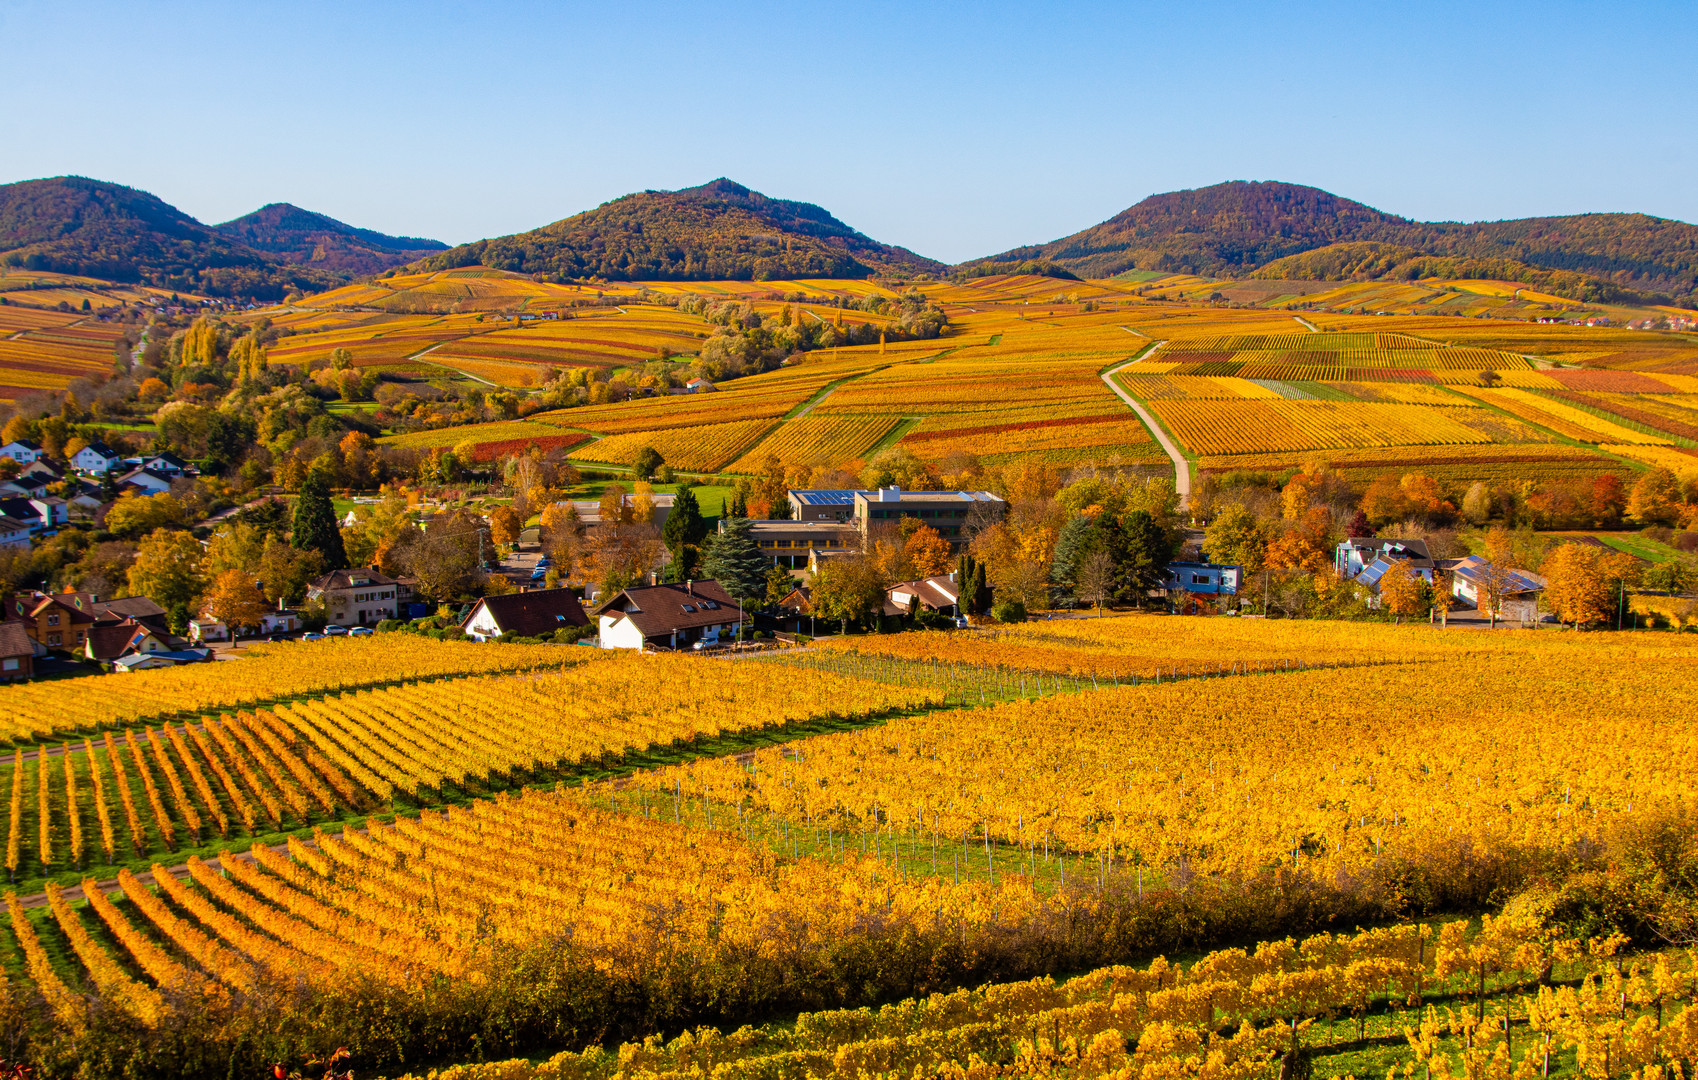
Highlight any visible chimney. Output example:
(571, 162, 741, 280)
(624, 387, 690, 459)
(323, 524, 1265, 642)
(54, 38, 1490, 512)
(687, 579, 693, 596)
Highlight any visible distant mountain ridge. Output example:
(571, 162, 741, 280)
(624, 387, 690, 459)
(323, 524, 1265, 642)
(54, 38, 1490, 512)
(0, 176, 443, 299)
(214, 203, 447, 278)
(417, 178, 945, 281)
(981, 181, 1698, 305)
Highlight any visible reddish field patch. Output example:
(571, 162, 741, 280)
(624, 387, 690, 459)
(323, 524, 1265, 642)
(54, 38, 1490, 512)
(465, 433, 591, 462)
(1547, 370, 1677, 392)
(903, 412, 1133, 443)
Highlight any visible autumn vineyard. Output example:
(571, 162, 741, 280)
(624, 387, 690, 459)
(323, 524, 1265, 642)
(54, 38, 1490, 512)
(4, 155, 1698, 1080)
(0, 621, 1685, 1080)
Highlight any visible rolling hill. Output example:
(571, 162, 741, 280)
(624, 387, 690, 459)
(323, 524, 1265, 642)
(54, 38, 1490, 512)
(981, 180, 1698, 304)
(416, 178, 946, 282)
(213, 202, 447, 278)
(0, 177, 446, 299)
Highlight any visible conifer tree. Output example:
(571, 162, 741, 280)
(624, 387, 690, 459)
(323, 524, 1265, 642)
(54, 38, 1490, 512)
(292, 470, 348, 572)
(700, 517, 768, 609)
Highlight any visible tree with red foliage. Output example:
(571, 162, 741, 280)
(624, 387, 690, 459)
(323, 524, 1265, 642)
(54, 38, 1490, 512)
(1591, 474, 1627, 526)
(1345, 510, 1374, 539)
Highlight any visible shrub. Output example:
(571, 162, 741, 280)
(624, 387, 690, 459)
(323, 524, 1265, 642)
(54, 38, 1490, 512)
(991, 599, 1027, 624)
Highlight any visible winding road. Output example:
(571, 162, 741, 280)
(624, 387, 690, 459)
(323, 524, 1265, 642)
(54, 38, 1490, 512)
(1101, 343, 1190, 508)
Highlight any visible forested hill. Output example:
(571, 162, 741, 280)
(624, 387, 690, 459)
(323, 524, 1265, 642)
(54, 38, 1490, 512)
(0, 176, 337, 299)
(214, 203, 447, 278)
(985, 182, 1414, 280)
(982, 180, 1698, 305)
(415, 178, 946, 281)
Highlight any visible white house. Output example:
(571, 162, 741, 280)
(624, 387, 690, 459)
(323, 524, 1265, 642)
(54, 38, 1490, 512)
(305, 566, 401, 626)
(116, 467, 175, 496)
(260, 609, 303, 635)
(72, 441, 122, 475)
(1451, 556, 1546, 623)
(139, 452, 189, 477)
(188, 617, 229, 643)
(0, 519, 29, 548)
(462, 588, 590, 641)
(593, 580, 740, 651)
(0, 440, 42, 465)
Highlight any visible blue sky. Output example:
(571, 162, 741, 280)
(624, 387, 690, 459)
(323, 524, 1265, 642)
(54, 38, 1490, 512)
(3, 0, 1693, 263)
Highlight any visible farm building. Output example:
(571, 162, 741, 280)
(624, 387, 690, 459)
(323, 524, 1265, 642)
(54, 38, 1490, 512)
(884, 575, 963, 617)
(787, 489, 859, 523)
(1335, 538, 1434, 580)
(1451, 556, 1546, 623)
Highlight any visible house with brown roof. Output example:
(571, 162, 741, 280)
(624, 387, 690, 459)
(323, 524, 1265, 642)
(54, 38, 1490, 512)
(462, 588, 590, 641)
(0, 623, 33, 681)
(4, 593, 96, 651)
(884, 575, 963, 617)
(593, 580, 741, 651)
(306, 567, 402, 626)
(84, 618, 173, 662)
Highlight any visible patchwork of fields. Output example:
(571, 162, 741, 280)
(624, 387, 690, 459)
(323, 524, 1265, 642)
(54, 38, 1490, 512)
(3, 264, 1696, 489)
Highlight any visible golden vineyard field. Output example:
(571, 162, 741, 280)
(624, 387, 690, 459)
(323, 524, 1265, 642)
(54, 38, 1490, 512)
(0, 620, 1694, 1078)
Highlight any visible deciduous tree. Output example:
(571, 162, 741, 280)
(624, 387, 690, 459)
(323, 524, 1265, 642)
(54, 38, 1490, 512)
(1628, 468, 1683, 527)
(1541, 543, 1613, 627)
(1075, 549, 1115, 616)
(903, 523, 953, 578)
(126, 531, 205, 613)
(1379, 560, 1429, 623)
(204, 569, 267, 633)
(810, 553, 886, 633)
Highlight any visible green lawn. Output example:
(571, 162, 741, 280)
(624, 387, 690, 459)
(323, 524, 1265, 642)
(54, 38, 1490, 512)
(1543, 530, 1684, 563)
(566, 479, 735, 518)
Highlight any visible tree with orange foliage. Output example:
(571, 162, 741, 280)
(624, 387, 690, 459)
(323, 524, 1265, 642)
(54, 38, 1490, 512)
(1358, 475, 1407, 528)
(1540, 544, 1613, 627)
(203, 569, 267, 635)
(1378, 560, 1429, 623)
(1280, 458, 1346, 520)
(1265, 505, 1335, 578)
(1398, 473, 1454, 524)
(488, 506, 524, 548)
(903, 523, 953, 578)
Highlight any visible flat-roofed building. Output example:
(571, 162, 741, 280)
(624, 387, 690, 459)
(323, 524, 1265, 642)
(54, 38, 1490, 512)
(737, 520, 861, 568)
(851, 487, 1004, 544)
(787, 489, 858, 523)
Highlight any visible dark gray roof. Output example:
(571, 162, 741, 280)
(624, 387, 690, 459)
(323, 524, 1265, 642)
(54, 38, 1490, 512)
(468, 589, 589, 636)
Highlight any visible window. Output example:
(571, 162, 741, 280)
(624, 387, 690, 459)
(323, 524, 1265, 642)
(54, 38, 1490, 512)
(1191, 573, 1210, 585)
(681, 603, 697, 613)
(1, 659, 16, 672)
(46, 632, 61, 646)
(47, 613, 59, 626)
(702, 600, 719, 610)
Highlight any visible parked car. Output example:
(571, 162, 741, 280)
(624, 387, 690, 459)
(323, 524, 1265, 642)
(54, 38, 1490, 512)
(324, 625, 349, 636)
(301, 632, 325, 642)
(530, 568, 548, 581)
(535, 557, 552, 568)
(348, 626, 374, 637)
